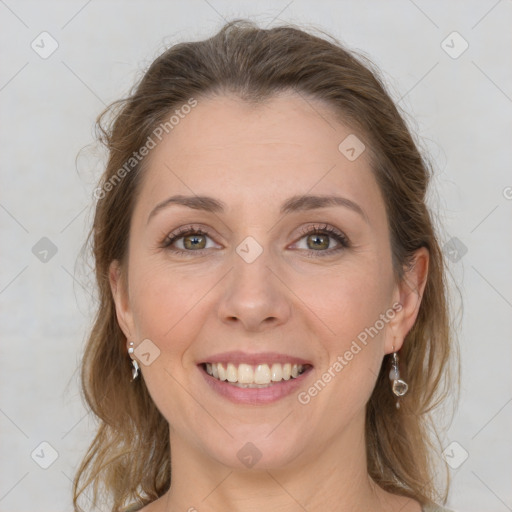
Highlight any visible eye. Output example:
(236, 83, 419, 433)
(160, 225, 218, 255)
(293, 224, 350, 257)
(160, 223, 350, 258)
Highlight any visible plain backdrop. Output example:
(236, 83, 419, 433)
(1, 1, 511, 511)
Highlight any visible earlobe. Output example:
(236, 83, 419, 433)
(109, 260, 135, 341)
(386, 247, 429, 354)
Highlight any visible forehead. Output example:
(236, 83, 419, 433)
(134, 91, 384, 220)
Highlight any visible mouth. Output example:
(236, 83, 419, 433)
(197, 351, 314, 404)
(200, 362, 311, 388)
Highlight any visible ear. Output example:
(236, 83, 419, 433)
(109, 260, 136, 343)
(385, 247, 429, 354)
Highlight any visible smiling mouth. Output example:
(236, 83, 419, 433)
(201, 362, 311, 388)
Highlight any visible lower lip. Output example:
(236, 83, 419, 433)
(199, 365, 312, 405)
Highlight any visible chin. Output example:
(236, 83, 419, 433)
(198, 428, 309, 472)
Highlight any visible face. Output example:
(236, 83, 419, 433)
(110, 91, 426, 472)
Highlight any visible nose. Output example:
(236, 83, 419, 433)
(217, 248, 292, 332)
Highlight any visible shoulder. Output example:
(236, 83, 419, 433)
(123, 497, 164, 512)
(422, 504, 457, 512)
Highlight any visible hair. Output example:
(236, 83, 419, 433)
(74, 19, 458, 511)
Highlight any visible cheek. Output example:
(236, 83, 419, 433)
(297, 259, 393, 399)
(127, 262, 210, 419)
(299, 262, 391, 341)
(129, 259, 211, 342)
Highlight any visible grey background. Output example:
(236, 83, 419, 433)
(1, 1, 511, 511)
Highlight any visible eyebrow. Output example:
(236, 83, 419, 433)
(147, 194, 369, 224)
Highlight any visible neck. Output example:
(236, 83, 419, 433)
(159, 413, 400, 512)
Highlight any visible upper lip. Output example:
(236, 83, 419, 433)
(198, 351, 313, 366)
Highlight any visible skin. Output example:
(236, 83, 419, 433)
(110, 91, 428, 512)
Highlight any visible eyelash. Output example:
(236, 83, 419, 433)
(160, 223, 350, 258)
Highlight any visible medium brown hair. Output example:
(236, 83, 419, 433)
(74, 19, 458, 511)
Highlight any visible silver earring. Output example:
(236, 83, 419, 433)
(389, 348, 408, 408)
(128, 341, 140, 381)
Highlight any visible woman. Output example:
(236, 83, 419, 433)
(74, 19, 457, 512)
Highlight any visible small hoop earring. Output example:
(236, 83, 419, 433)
(128, 341, 140, 381)
(389, 345, 408, 408)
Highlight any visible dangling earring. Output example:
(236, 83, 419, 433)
(128, 341, 140, 381)
(389, 346, 408, 408)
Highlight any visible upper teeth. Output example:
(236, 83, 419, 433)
(205, 362, 305, 386)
